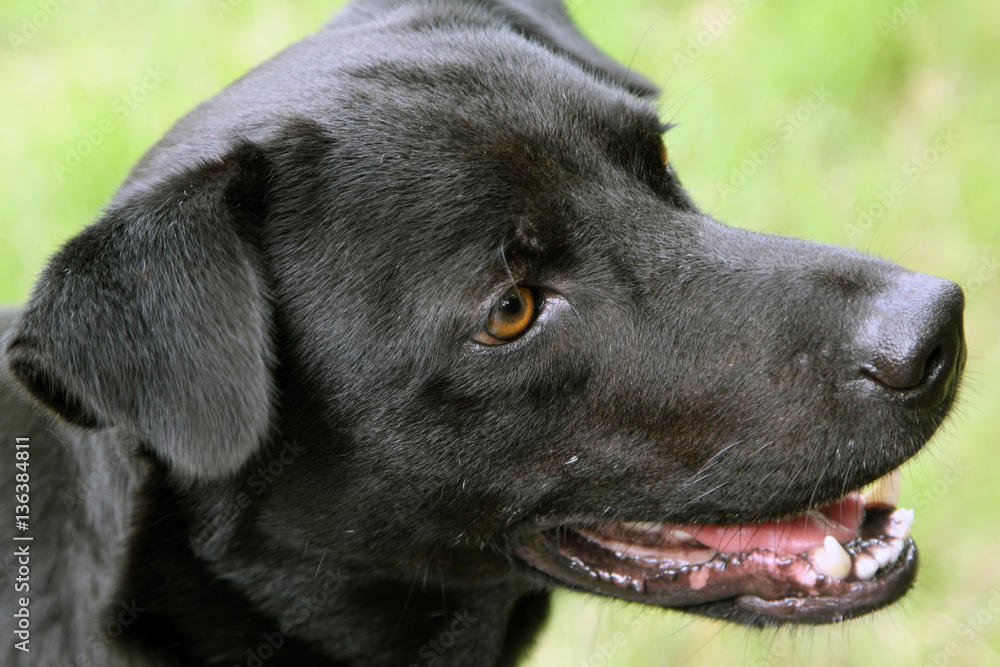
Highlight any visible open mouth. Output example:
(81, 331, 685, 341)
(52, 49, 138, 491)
(515, 470, 917, 625)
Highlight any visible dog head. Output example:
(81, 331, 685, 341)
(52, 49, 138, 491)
(6, 0, 964, 631)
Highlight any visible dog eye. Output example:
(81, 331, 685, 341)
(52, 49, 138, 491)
(659, 138, 669, 167)
(474, 286, 538, 344)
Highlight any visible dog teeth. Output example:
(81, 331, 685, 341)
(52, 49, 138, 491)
(853, 554, 880, 581)
(623, 522, 662, 533)
(879, 507, 915, 541)
(862, 468, 902, 507)
(811, 535, 852, 579)
(870, 544, 894, 568)
(887, 538, 904, 564)
(892, 508, 915, 530)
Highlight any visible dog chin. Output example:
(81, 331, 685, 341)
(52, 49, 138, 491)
(515, 469, 918, 626)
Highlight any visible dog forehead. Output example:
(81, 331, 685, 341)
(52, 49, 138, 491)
(329, 27, 659, 150)
(272, 27, 665, 249)
(124, 13, 668, 292)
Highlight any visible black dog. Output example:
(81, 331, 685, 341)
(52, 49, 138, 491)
(1, 1, 965, 665)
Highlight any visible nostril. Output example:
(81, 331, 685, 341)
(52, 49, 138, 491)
(871, 342, 949, 389)
(860, 274, 965, 407)
(866, 337, 949, 391)
(923, 344, 945, 380)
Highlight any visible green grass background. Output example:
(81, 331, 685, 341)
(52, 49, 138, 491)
(1, 1, 997, 665)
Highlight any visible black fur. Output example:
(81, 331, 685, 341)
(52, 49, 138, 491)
(0, 1, 964, 665)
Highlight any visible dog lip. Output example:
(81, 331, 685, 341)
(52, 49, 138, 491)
(731, 537, 918, 623)
(513, 498, 917, 624)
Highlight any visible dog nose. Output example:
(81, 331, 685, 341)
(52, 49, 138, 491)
(861, 273, 965, 407)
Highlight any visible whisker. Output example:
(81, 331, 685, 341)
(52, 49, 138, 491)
(672, 480, 730, 513)
(678, 439, 744, 488)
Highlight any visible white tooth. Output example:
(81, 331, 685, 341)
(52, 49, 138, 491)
(812, 535, 853, 579)
(854, 554, 879, 581)
(624, 522, 661, 533)
(870, 545, 893, 568)
(883, 508, 914, 539)
(673, 529, 694, 541)
(862, 468, 902, 507)
(894, 508, 915, 528)
(888, 538, 904, 564)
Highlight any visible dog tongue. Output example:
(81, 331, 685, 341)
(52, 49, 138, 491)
(685, 495, 865, 555)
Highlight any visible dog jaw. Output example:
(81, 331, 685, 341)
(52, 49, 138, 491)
(514, 469, 918, 626)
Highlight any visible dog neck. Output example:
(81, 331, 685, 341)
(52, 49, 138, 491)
(108, 456, 549, 666)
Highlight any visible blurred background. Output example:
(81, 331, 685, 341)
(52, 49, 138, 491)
(1, 1, 996, 664)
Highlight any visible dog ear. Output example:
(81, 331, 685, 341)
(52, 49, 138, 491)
(4, 143, 276, 482)
(497, 0, 660, 97)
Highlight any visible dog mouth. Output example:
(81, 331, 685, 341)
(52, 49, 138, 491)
(515, 469, 918, 625)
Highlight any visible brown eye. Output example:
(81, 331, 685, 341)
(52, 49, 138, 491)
(475, 286, 537, 344)
(659, 138, 669, 167)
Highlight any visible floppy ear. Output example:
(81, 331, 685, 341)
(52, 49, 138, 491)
(496, 0, 661, 98)
(5, 143, 275, 482)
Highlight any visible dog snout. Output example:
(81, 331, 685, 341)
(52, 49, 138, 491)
(860, 273, 966, 407)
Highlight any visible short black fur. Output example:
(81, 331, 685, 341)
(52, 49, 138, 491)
(1, 1, 964, 665)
